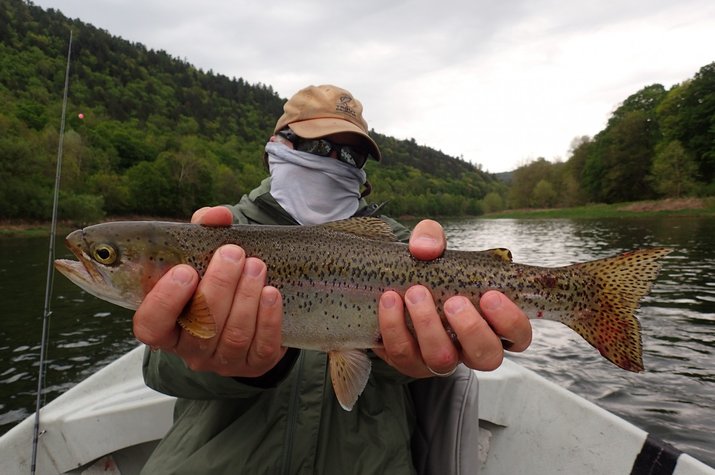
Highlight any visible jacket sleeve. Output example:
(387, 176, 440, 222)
(379, 215, 412, 243)
(142, 346, 299, 399)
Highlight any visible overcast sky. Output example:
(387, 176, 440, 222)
(32, 0, 715, 173)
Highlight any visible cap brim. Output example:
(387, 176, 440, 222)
(289, 118, 381, 161)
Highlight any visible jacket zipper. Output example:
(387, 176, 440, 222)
(280, 351, 305, 475)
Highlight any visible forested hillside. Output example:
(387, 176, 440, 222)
(508, 64, 715, 209)
(0, 0, 500, 222)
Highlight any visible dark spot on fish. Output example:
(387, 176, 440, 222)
(537, 274, 558, 288)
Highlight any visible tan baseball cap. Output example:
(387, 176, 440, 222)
(274, 84, 381, 161)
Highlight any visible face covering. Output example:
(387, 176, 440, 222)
(266, 141, 367, 225)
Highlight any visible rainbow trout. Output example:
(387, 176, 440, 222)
(55, 217, 672, 410)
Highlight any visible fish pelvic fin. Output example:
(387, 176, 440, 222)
(328, 349, 372, 411)
(564, 247, 673, 372)
(177, 291, 217, 339)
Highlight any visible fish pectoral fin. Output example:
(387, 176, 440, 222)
(321, 217, 398, 242)
(328, 349, 372, 411)
(177, 291, 217, 339)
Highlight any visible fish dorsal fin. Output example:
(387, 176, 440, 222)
(484, 248, 513, 262)
(320, 217, 398, 242)
(328, 349, 372, 411)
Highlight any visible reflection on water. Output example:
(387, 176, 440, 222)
(0, 216, 713, 466)
(442, 216, 715, 466)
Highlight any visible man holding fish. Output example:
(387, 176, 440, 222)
(57, 83, 669, 472)
(130, 85, 533, 473)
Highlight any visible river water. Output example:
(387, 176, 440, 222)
(0, 216, 713, 466)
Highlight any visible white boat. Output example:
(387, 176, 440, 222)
(0, 345, 713, 475)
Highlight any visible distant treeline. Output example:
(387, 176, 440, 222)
(0, 0, 501, 222)
(508, 64, 715, 209)
(1, 1, 713, 224)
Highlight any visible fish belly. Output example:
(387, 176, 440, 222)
(279, 283, 382, 351)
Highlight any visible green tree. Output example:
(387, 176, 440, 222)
(88, 172, 130, 214)
(532, 179, 557, 208)
(563, 136, 591, 205)
(481, 192, 505, 213)
(15, 100, 48, 130)
(657, 63, 715, 184)
(601, 110, 658, 202)
(126, 160, 174, 216)
(649, 140, 699, 198)
(509, 158, 558, 208)
(582, 85, 666, 203)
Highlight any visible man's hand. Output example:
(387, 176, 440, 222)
(133, 206, 286, 377)
(375, 220, 532, 378)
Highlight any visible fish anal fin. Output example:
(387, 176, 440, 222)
(321, 217, 398, 242)
(177, 291, 217, 339)
(329, 349, 372, 411)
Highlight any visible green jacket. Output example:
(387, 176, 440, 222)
(141, 178, 419, 474)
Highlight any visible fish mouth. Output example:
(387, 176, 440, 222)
(54, 230, 110, 292)
(55, 230, 98, 278)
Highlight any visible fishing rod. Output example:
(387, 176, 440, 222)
(31, 29, 73, 475)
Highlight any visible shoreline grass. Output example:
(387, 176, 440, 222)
(2, 198, 713, 237)
(483, 197, 715, 219)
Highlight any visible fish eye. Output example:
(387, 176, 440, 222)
(91, 244, 118, 265)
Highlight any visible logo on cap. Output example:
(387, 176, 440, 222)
(335, 94, 357, 119)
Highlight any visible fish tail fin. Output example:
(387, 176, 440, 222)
(561, 247, 672, 372)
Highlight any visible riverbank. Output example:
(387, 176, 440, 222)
(0, 215, 184, 237)
(2, 198, 713, 236)
(484, 197, 715, 219)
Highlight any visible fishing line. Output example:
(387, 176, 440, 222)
(31, 29, 73, 475)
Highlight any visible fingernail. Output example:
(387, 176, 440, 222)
(414, 235, 438, 248)
(219, 245, 243, 262)
(245, 259, 263, 277)
(172, 266, 194, 285)
(481, 291, 503, 311)
(444, 297, 467, 315)
(191, 207, 210, 223)
(406, 286, 427, 304)
(382, 292, 397, 309)
(261, 289, 277, 307)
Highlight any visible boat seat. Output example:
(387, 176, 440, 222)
(410, 365, 479, 475)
